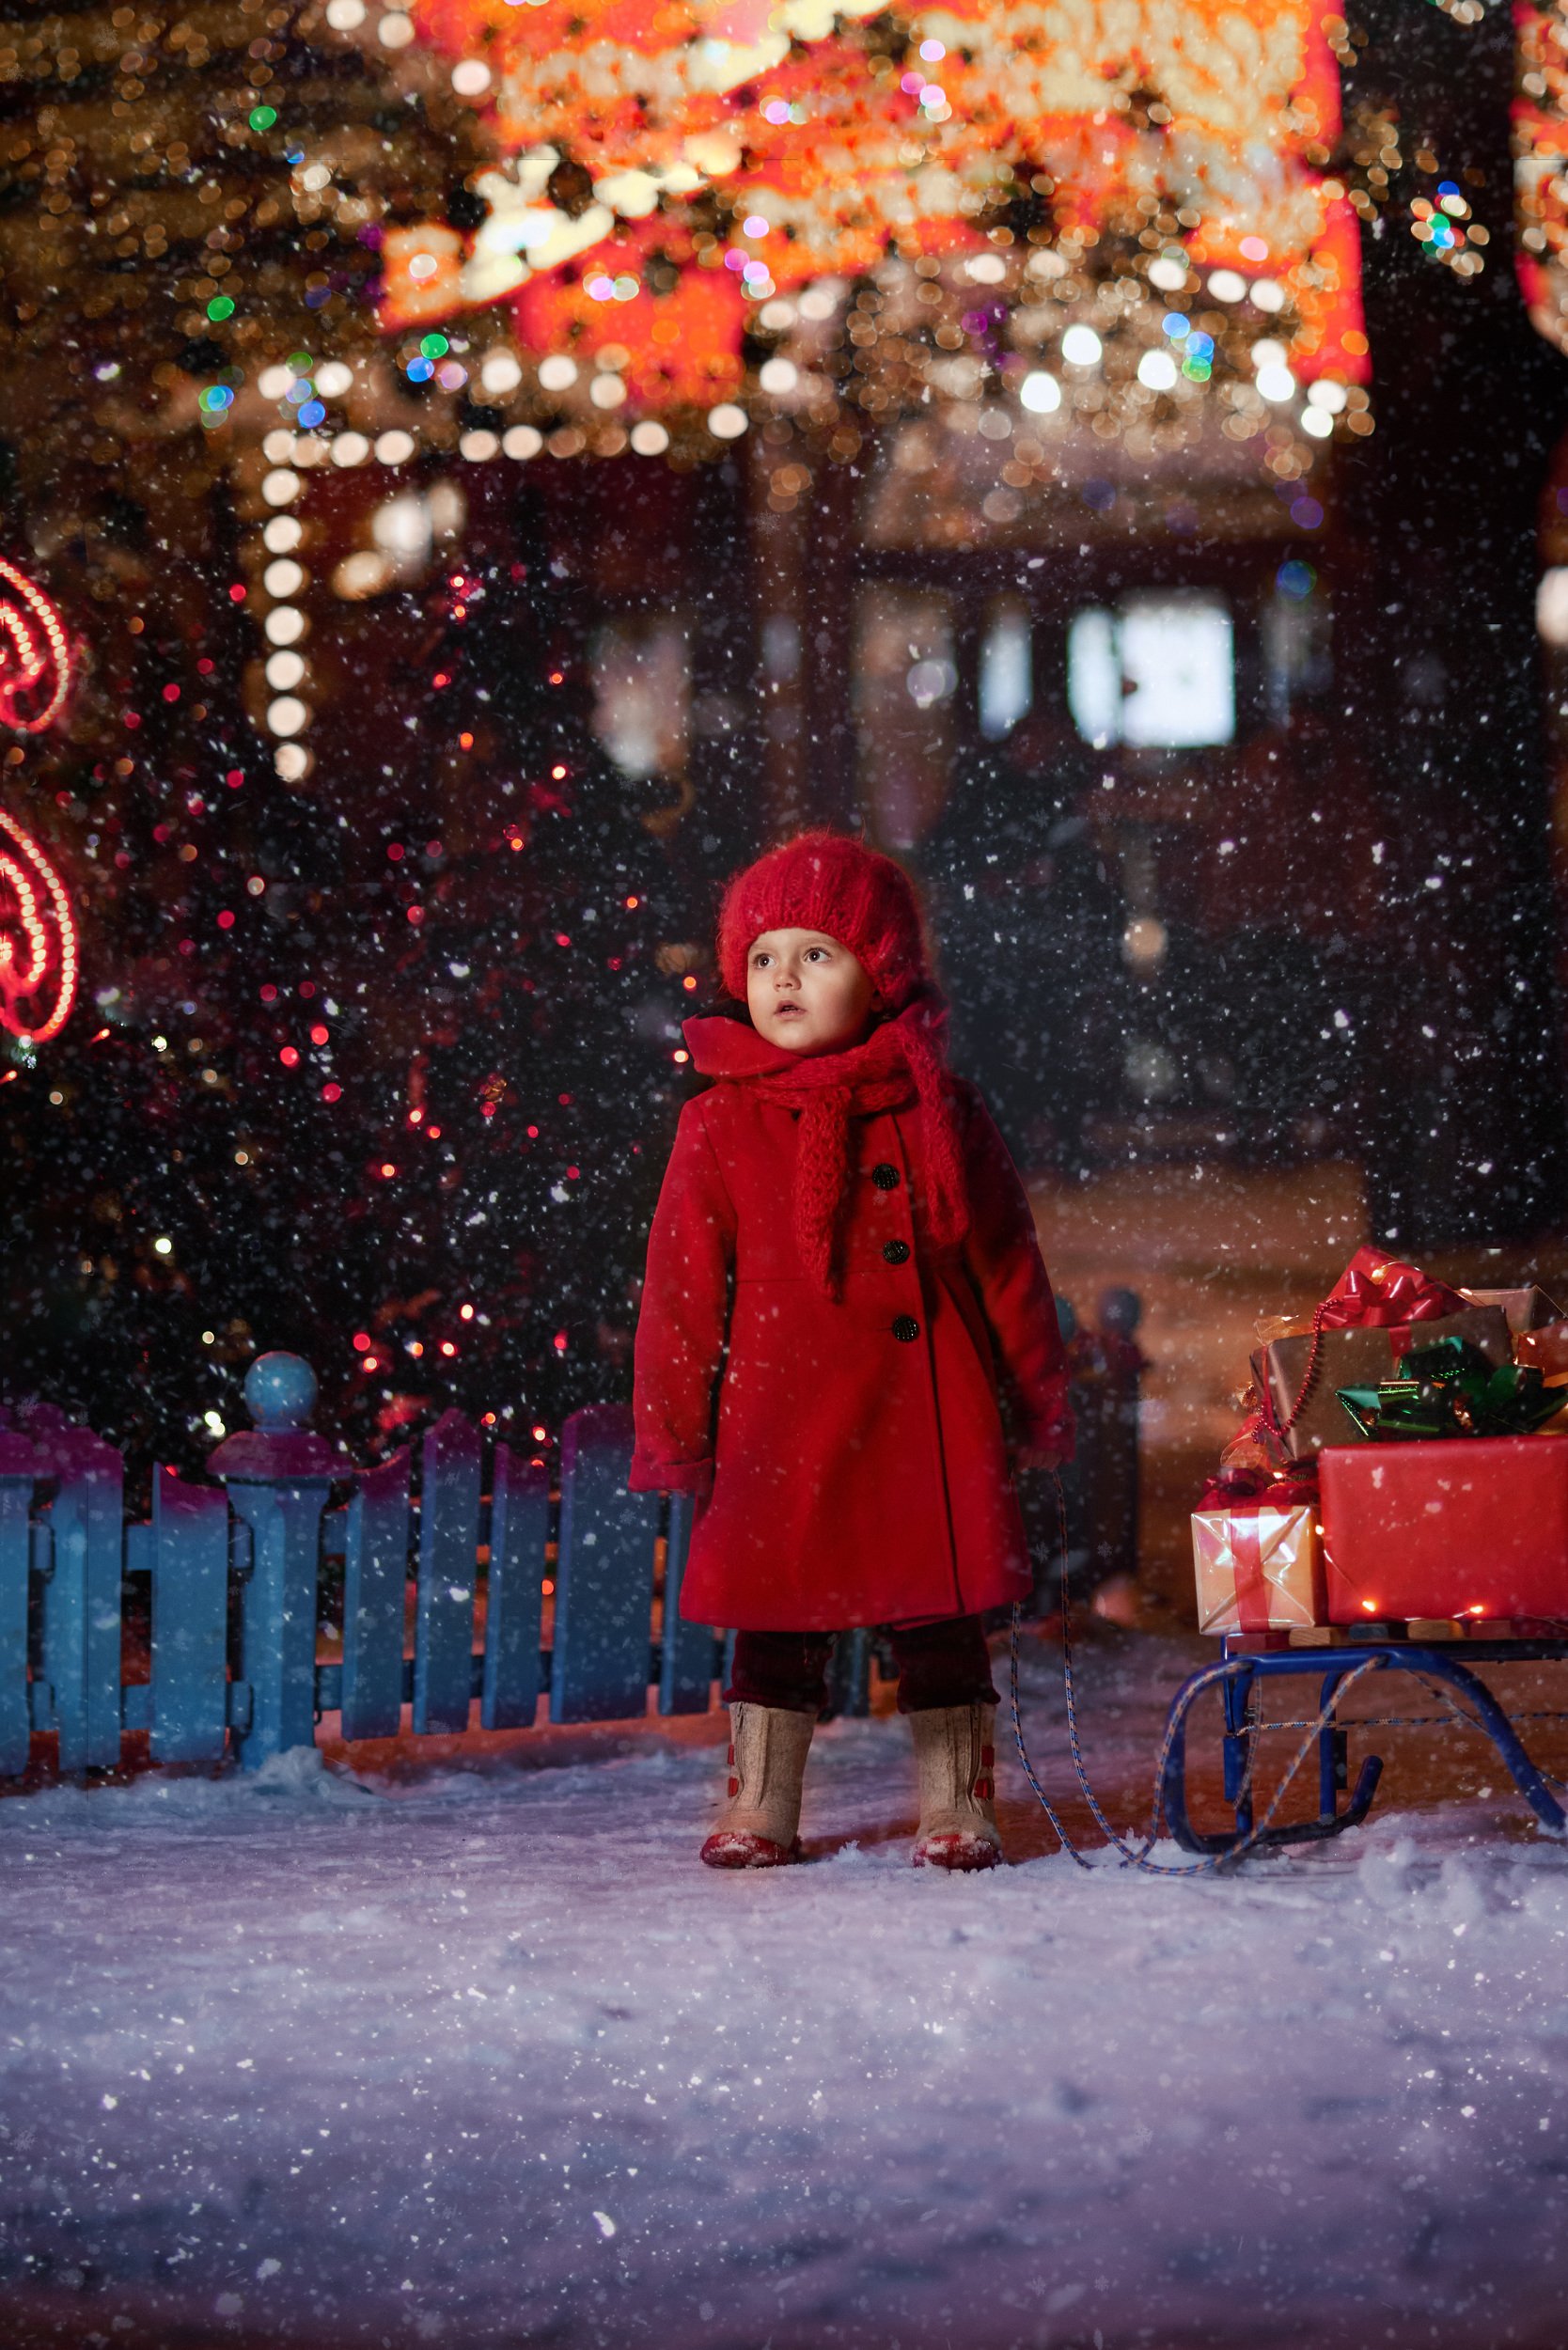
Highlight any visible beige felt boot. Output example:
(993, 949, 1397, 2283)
(910, 1702, 1002, 1872)
(700, 1703, 815, 1870)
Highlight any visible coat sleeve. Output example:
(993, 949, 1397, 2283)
(628, 1096, 737, 1496)
(958, 1088, 1076, 1464)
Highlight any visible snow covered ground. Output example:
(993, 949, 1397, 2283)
(6, 1635, 1568, 2350)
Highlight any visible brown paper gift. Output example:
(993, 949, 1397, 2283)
(1460, 1286, 1564, 1336)
(1256, 1304, 1514, 1459)
(1192, 1500, 1325, 1635)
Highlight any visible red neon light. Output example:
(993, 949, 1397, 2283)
(0, 806, 78, 1042)
(0, 556, 72, 735)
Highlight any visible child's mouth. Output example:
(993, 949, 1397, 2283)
(773, 1005, 803, 1017)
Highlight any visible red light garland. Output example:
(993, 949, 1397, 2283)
(0, 557, 80, 1046)
(0, 806, 78, 1043)
(0, 555, 72, 735)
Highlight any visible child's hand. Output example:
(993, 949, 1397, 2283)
(1016, 1407, 1076, 1477)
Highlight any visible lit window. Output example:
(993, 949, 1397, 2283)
(1539, 568, 1568, 647)
(1068, 592, 1235, 748)
(337, 483, 469, 601)
(978, 601, 1032, 741)
(590, 613, 692, 777)
(371, 493, 433, 569)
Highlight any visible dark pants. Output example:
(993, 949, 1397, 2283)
(726, 1614, 999, 1717)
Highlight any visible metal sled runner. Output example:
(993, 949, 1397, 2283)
(1159, 1632, 1568, 1857)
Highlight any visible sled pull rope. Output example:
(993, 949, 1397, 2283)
(1007, 1472, 1383, 1877)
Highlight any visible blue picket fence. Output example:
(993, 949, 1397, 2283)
(1, 1355, 727, 1779)
(2, 1302, 1143, 1784)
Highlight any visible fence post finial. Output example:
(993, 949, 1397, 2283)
(244, 1352, 321, 1442)
(211, 1351, 338, 1768)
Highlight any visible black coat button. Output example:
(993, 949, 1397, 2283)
(891, 1314, 920, 1343)
(883, 1239, 911, 1265)
(871, 1163, 901, 1190)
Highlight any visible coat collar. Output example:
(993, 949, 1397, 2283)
(682, 1014, 810, 1079)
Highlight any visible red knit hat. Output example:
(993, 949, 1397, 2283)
(716, 830, 931, 1010)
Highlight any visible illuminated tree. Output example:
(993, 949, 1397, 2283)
(321, 510, 705, 1440)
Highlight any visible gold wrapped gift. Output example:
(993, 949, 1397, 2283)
(1192, 1499, 1325, 1636)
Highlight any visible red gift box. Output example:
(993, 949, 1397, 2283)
(1319, 1437, 1568, 1624)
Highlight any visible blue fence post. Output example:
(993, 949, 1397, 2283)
(0, 1424, 38, 1778)
(823, 1628, 872, 1720)
(413, 1410, 481, 1735)
(551, 1403, 659, 1724)
(659, 1492, 716, 1715)
(39, 1429, 125, 1772)
(148, 1465, 231, 1765)
(211, 1353, 338, 1769)
(482, 1439, 547, 1731)
(340, 1447, 411, 1742)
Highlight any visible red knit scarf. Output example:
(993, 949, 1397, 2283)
(682, 996, 970, 1296)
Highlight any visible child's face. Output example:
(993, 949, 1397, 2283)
(745, 928, 875, 1056)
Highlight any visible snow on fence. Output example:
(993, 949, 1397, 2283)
(0, 1322, 1141, 1783)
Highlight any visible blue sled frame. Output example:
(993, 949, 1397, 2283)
(1160, 1636, 1568, 1857)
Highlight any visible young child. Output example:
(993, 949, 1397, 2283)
(629, 831, 1074, 1872)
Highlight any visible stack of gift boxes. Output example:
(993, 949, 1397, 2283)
(1193, 1246, 1568, 1637)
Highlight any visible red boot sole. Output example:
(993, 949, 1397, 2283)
(700, 1832, 801, 1870)
(913, 1833, 1001, 1872)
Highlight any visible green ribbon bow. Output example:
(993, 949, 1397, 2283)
(1336, 1336, 1563, 1443)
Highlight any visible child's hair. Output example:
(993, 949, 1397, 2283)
(716, 830, 933, 1012)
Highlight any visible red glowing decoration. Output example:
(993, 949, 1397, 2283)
(1517, 4, 1568, 348)
(0, 806, 78, 1043)
(385, 0, 1367, 440)
(0, 556, 72, 735)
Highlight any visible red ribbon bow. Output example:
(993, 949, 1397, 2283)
(1315, 1245, 1468, 1332)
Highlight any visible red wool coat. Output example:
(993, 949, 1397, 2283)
(629, 1018, 1074, 1631)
